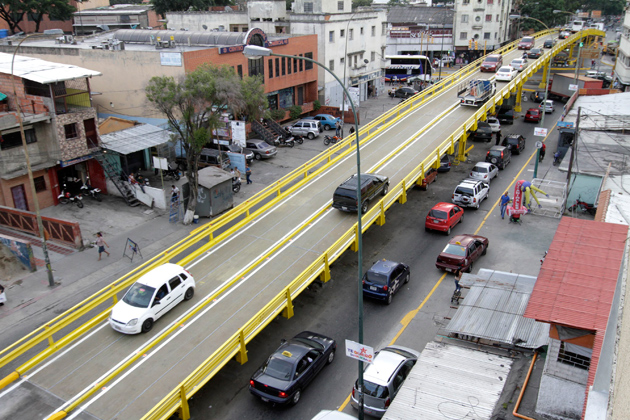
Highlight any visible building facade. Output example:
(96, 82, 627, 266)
(386, 7, 454, 59)
(452, 0, 513, 59)
(614, 9, 630, 90)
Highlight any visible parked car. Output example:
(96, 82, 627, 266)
(209, 142, 254, 164)
(524, 108, 542, 123)
(480, 54, 503, 72)
(307, 114, 340, 131)
(485, 145, 512, 169)
(452, 179, 489, 209)
(438, 155, 452, 172)
(350, 346, 420, 418)
(109, 263, 195, 334)
(543, 39, 556, 48)
(510, 58, 528, 72)
(471, 121, 493, 142)
(245, 139, 278, 160)
(287, 119, 321, 139)
(390, 87, 418, 98)
(425, 202, 464, 235)
(487, 117, 501, 133)
(249, 331, 336, 406)
(469, 162, 498, 185)
(311, 411, 357, 420)
(362, 259, 410, 304)
(495, 66, 518, 82)
(199, 148, 231, 170)
(435, 234, 489, 273)
(518, 36, 535, 50)
(502, 133, 526, 155)
(496, 107, 515, 124)
(529, 91, 547, 102)
(527, 48, 543, 59)
(559, 31, 571, 39)
(539, 99, 555, 113)
(332, 173, 389, 213)
(419, 167, 438, 190)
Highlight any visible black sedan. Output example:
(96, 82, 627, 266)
(363, 259, 410, 304)
(529, 91, 547, 103)
(249, 331, 336, 406)
(471, 121, 493, 142)
(390, 87, 418, 99)
(527, 48, 542, 59)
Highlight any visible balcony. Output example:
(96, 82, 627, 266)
(24, 78, 93, 115)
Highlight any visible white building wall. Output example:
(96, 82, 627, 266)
(615, 9, 630, 86)
(166, 12, 248, 32)
(452, 0, 512, 51)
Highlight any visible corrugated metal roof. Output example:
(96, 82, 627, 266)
(113, 29, 248, 46)
(100, 124, 171, 155)
(0, 53, 101, 84)
(563, 92, 630, 130)
(383, 342, 512, 420)
(446, 269, 550, 348)
(388, 6, 454, 26)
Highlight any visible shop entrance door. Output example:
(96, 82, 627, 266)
(11, 184, 28, 210)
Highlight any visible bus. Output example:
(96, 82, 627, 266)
(384, 55, 433, 83)
(570, 20, 585, 32)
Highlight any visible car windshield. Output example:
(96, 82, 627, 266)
(473, 166, 487, 173)
(455, 186, 474, 196)
(429, 209, 448, 219)
(498, 67, 510, 73)
(485, 57, 499, 62)
(366, 271, 388, 285)
(359, 380, 389, 398)
(122, 283, 155, 308)
(263, 356, 294, 380)
(523, 37, 534, 42)
(442, 243, 467, 256)
(488, 150, 502, 157)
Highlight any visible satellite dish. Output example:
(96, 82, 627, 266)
(202, 25, 208, 30)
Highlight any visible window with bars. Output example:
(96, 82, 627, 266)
(460, 32, 468, 39)
(0, 128, 37, 150)
(304, 52, 313, 70)
(64, 123, 78, 139)
(276, 58, 280, 77)
(349, 29, 353, 40)
(329, 60, 335, 70)
(34, 176, 46, 192)
(371, 51, 375, 61)
(461, 14, 468, 23)
(281, 57, 286, 76)
(557, 342, 591, 371)
(294, 58, 298, 73)
(486, 14, 492, 21)
(248, 57, 264, 78)
(340, 29, 345, 38)
(268, 60, 273, 78)
(237, 65, 243, 79)
(329, 31, 334, 42)
(299, 55, 303, 71)
(371, 26, 375, 36)
(304, 2, 313, 12)
(484, 32, 490, 39)
(337, 1, 343, 11)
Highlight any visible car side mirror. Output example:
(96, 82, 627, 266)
(152, 300, 160, 307)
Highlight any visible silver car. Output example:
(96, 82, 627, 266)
(244, 139, 277, 160)
(469, 162, 499, 185)
(287, 119, 321, 139)
(350, 345, 420, 418)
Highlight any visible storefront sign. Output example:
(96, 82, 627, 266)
(534, 127, 548, 137)
(160, 52, 182, 67)
(61, 155, 91, 167)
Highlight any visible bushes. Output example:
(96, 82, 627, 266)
(269, 108, 286, 121)
(289, 105, 302, 120)
(313, 100, 321, 111)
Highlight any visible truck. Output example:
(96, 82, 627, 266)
(457, 79, 496, 107)
(548, 73, 604, 100)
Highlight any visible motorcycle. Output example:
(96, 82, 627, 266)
(568, 195, 597, 215)
(162, 162, 180, 181)
(80, 177, 102, 202)
(324, 134, 341, 146)
(291, 134, 304, 145)
(553, 152, 562, 166)
(58, 184, 84, 208)
(232, 177, 241, 193)
(273, 136, 295, 148)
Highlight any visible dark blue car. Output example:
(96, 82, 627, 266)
(249, 331, 336, 406)
(363, 260, 410, 304)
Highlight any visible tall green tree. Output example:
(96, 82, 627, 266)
(146, 65, 267, 224)
(0, 0, 75, 34)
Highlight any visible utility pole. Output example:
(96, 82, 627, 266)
(564, 107, 580, 210)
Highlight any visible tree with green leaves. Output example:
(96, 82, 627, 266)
(0, 0, 75, 34)
(352, 0, 372, 8)
(146, 64, 267, 224)
(150, 0, 232, 18)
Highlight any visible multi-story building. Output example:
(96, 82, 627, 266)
(73, 4, 162, 35)
(0, 53, 102, 210)
(386, 6, 454, 59)
(452, 0, 513, 59)
(614, 9, 630, 91)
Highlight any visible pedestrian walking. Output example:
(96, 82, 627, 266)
(454, 270, 462, 293)
(171, 185, 180, 203)
(0, 283, 6, 307)
(335, 120, 341, 137)
(591, 59, 596, 68)
(500, 192, 511, 220)
(246, 164, 252, 184)
(96, 232, 110, 260)
(495, 130, 502, 146)
(375, 87, 378, 97)
(349, 126, 355, 135)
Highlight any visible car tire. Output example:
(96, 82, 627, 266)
(307, 132, 315, 140)
(460, 214, 464, 224)
(446, 226, 451, 235)
(361, 202, 369, 214)
(404, 273, 410, 284)
(482, 244, 488, 256)
(255, 153, 262, 161)
(467, 261, 473, 273)
(386, 292, 393, 305)
(184, 287, 195, 300)
(382, 184, 389, 196)
(327, 350, 335, 365)
(291, 389, 301, 406)
(141, 318, 153, 333)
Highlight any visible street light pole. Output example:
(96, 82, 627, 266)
(438, 11, 448, 81)
(243, 45, 366, 420)
(10, 35, 55, 287)
(342, 12, 357, 119)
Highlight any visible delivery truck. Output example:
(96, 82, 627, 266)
(457, 79, 496, 107)
(548, 73, 603, 100)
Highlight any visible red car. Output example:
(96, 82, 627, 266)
(436, 234, 489, 273)
(419, 168, 438, 190)
(518, 36, 535, 50)
(425, 202, 464, 235)
(480, 54, 503, 72)
(524, 108, 541, 122)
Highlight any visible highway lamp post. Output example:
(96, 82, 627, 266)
(243, 45, 366, 420)
(10, 35, 55, 287)
(438, 11, 448, 81)
(342, 12, 357, 117)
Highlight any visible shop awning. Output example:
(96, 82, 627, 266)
(0, 92, 7, 101)
(100, 123, 171, 155)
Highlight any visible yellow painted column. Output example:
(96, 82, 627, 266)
(457, 131, 467, 163)
(514, 83, 523, 113)
(539, 61, 549, 89)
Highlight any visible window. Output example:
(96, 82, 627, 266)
(371, 26, 375, 36)
(64, 123, 78, 139)
(484, 32, 491, 39)
(294, 58, 297, 73)
(463, 0, 469, 4)
(304, 2, 313, 12)
(34, 176, 46, 192)
(349, 28, 353, 40)
(460, 32, 468, 39)
(329, 60, 335, 71)
(168, 276, 182, 290)
(299, 54, 303, 71)
(487, 0, 493, 3)
(341, 29, 345, 38)
(557, 342, 592, 371)
(496, 14, 500, 21)
(281, 57, 286, 75)
(237, 64, 243, 79)
(329, 31, 334, 42)
(268, 60, 273, 78)
(371, 51, 375, 61)
(360, 27, 364, 35)
(248, 57, 264, 78)
(340, 57, 345, 66)
(486, 14, 492, 21)
(305, 53, 313, 70)
(495, 32, 498, 39)
(275, 58, 280, 77)
(287, 58, 291, 74)
(0, 128, 37, 150)
(461, 14, 468, 23)
(338, 1, 344, 11)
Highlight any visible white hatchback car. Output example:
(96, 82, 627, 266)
(487, 117, 501, 133)
(469, 162, 499, 185)
(495, 66, 518, 82)
(539, 100, 555, 113)
(109, 263, 195, 334)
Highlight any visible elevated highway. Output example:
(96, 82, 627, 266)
(0, 29, 603, 420)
